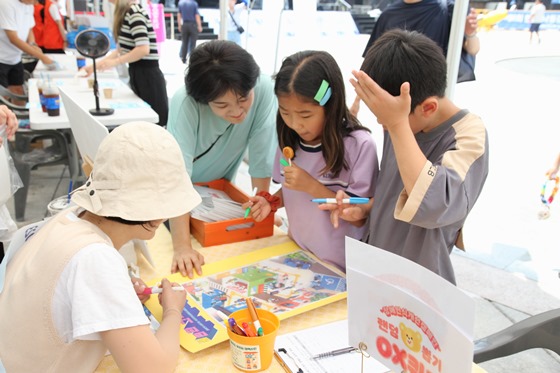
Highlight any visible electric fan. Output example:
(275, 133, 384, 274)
(75, 29, 114, 116)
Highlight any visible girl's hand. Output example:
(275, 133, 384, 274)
(96, 59, 116, 71)
(283, 161, 316, 192)
(82, 58, 115, 77)
(242, 195, 271, 222)
(132, 277, 150, 304)
(317, 190, 372, 228)
(158, 279, 186, 317)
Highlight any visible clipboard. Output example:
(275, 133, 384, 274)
(273, 320, 390, 373)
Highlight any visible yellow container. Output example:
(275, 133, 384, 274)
(226, 308, 280, 372)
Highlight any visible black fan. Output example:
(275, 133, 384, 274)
(75, 29, 114, 116)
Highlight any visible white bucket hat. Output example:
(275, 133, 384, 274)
(72, 121, 201, 221)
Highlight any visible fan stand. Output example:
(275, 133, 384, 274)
(89, 58, 114, 116)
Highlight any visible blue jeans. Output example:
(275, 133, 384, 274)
(228, 30, 242, 46)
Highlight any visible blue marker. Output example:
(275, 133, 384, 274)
(311, 198, 370, 204)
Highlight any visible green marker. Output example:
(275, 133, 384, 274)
(244, 187, 257, 219)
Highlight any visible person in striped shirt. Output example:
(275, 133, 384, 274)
(84, 0, 168, 126)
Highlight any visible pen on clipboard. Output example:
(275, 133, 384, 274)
(312, 346, 358, 359)
(244, 187, 258, 219)
(311, 198, 370, 204)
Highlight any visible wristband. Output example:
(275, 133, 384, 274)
(256, 191, 281, 213)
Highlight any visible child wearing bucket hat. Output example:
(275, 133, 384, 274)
(0, 122, 202, 372)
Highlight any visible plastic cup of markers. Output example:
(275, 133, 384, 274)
(226, 308, 279, 372)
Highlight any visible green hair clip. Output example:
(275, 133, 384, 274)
(314, 80, 332, 106)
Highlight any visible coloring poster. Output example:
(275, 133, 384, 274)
(144, 241, 347, 352)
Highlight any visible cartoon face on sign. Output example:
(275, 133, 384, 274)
(400, 322, 422, 353)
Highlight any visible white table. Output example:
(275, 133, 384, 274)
(28, 78, 158, 130)
(33, 53, 118, 79)
(28, 77, 159, 183)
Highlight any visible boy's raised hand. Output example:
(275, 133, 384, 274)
(350, 70, 411, 132)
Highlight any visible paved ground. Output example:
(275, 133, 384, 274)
(5, 27, 560, 372)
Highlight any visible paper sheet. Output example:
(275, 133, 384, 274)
(274, 320, 390, 373)
(191, 185, 246, 222)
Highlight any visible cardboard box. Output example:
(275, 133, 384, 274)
(190, 179, 275, 247)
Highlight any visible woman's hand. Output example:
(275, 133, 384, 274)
(171, 246, 205, 278)
(81, 58, 117, 77)
(242, 195, 271, 222)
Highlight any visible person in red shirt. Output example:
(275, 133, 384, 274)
(41, 0, 67, 53)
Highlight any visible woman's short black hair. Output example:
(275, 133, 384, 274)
(185, 40, 260, 104)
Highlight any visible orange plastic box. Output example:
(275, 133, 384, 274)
(190, 179, 275, 247)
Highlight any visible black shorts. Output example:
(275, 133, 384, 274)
(530, 23, 541, 32)
(0, 61, 24, 87)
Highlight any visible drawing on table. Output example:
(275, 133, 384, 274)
(144, 242, 347, 352)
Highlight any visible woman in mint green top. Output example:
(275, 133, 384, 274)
(166, 40, 277, 278)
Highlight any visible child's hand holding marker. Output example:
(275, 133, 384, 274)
(159, 279, 187, 319)
(317, 190, 374, 229)
(243, 187, 258, 219)
(241, 190, 275, 223)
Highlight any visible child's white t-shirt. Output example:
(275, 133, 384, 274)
(52, 213, 149, 343)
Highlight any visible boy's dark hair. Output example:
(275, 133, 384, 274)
(361, 29, 447, 111)
(185, 40, 260, 104)
(274, 50, 369, 177)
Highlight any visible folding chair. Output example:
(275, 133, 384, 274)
(2, 84, 70, 221)
(473, 308, 560, 363)
(0, 85, 29, 120)
(9, 130, 71, 221)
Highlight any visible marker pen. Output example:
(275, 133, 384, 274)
(311, 197, 370, 204)
(141, 285, 185, 295)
